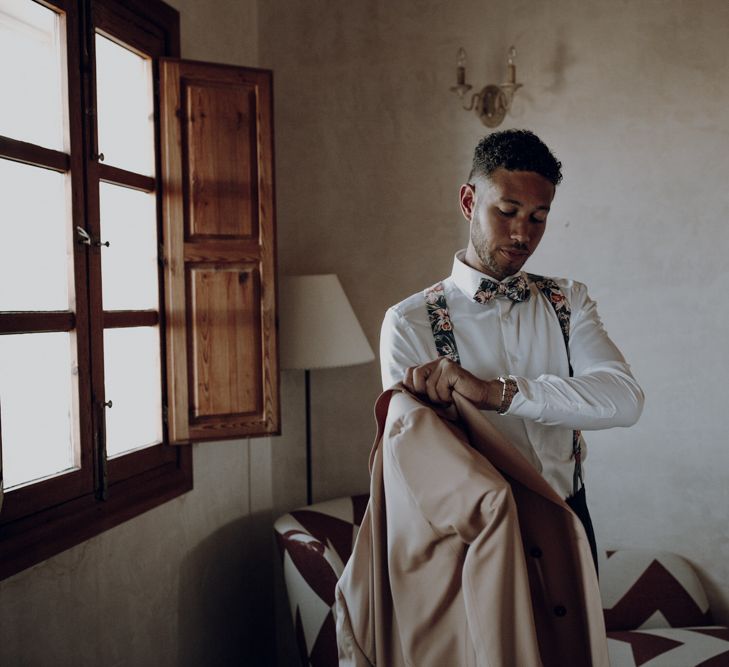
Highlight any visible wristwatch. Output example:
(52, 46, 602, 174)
(497, 376, 519, 414)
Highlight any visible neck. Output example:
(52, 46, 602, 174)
(463, 246, 509, 281)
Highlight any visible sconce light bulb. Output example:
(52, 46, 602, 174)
(456, 47, 467, 86)
(507, 46, 517, 84)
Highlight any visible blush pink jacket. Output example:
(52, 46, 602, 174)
(335, 387, 609, 667)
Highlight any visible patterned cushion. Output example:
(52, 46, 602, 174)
(600, 550, 713, 631)
(600, 550, 729, 666)
(274, 494, 369, 667)
(607, 627, 729, 666)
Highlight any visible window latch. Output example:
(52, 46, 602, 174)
(76, 226, 110, 248)
(76, 226, 92, 245)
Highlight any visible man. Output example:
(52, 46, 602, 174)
(380, 129, 644, 564)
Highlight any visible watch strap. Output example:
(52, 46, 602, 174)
(497, 376, 519, 414)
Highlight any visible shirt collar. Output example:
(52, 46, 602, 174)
(451, 249, 527, 300)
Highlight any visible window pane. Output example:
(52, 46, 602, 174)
(95, 33, 154, 176)
(99, 183, 159, 311)
(0, 0, 65, 151)
(0, 332, 78, 489)
(103, 327, 162, 458)
(0, 159, 71, 311)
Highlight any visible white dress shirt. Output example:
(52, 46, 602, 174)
(380, 251, 644, 498)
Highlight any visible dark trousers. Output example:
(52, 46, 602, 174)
(566, 485, 598, 577)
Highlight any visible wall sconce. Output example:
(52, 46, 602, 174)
(449, 46, 523, 128)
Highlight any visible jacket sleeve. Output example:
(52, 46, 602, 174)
(335, 588, 375, 667)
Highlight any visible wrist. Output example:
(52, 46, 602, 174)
(479, 379, 503, 411)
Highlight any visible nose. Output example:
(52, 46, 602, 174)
(509, 218, 530, 245)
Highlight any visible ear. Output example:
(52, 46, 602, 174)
(459, 183, 476, 222)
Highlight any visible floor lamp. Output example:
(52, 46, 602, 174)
(279, 275, 375, 505)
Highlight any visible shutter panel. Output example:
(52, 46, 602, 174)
(160, 60, 279, 443)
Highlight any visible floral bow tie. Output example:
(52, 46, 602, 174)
(474, 275, 531, 304)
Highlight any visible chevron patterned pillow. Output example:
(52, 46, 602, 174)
(275, 494, 369, 667)
(600, 549, 713, 632)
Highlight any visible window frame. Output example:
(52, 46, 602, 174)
(0, 0, 191, 581)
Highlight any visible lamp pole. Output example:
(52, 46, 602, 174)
(304, 369, 313, 505)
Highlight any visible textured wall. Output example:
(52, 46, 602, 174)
(261, 0, 729, 631)
(0, 1, 282, 666)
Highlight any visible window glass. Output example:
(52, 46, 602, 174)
(0, 0, 65, 151)
(0, 332, 78, 489)
(99, 182, 159, 311)
(95, 33, 154, 175)
(0, 158, 71, 311)
(103, 326, 163, 457)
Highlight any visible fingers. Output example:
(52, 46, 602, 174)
(403, 363, 428, 395)
(411, 362, 436, 397)
(404, 365, 415, 392)
(404, 359, 455, 405)
(425, 363, 444, 405)
(435, 367, 455, 404)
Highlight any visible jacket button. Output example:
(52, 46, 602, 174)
(530, 546, 543, 558)
(554, 605, 567, 617)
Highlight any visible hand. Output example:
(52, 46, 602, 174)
(403, 358, 502, 410)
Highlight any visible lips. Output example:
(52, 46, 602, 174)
(500, 248, 529, 261)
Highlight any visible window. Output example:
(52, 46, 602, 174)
(0, 0, 186, 579)
(0, 0, 278, 580)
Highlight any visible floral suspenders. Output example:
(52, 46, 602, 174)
(424, 275, 584, 497)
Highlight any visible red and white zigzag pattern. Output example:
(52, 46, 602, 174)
(601, 550, 713, 631)
(601, 550, 729, 665)
(607, 627, 729, 666)
(274, 495, 368, 667)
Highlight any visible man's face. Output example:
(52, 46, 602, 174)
(460, 168, 555, 280)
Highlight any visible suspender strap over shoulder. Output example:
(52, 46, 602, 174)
(528, 274, 583, 496)
(424, 282, 461, 363)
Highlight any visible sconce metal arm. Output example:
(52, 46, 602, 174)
(462, 92, 480, 112)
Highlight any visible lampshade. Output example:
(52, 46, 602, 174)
(279, 274, 375, 370)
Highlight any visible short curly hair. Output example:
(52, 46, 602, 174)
(468, 129, 563, 186)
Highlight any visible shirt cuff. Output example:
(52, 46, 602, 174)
(502, 376, 543, 421)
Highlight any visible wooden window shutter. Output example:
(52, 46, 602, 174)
(159, 60, 279, 443)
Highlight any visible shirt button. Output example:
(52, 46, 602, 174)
(530, 546, 543, 558)
(554, 605, 567, 617)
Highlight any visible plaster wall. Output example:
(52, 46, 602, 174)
(262, 0, 729, 629)
(0, 1, 287, 666)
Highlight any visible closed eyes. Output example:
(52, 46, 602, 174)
(497, 208, 547, 224)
